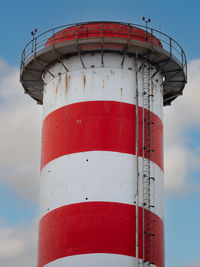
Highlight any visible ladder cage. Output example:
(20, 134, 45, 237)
(142, 63, 156, 265)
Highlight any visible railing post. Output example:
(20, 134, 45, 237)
(34, 37, 37, 55)
(22, 50, 25, 64)
(31, 39, 33, 53)
(151, 28, 153, 45)
(186, 62, 188, 81)
(75, 24, 78, 47)
(128, 23, 130, 40)
(181, 49, 184, 68)
(53, 29, 55, 49)
(170, 38, 172, 57)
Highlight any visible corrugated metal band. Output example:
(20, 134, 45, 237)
(41, 101, 163, 170)
(38, 202, 164, 267)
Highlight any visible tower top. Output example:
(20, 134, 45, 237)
(20, 21, 187, 106)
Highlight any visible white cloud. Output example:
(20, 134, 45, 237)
(0, 220, 37, 267)
(0, 59, 42, 202)
(164, 59, 200, 194)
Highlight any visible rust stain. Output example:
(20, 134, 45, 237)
(83, 74, 86, 89)
(120, 88, 123, 99)
(65, 74, 70, 96)
(106, 74, 110, 81)
(110, 69, 115, 75)
(55, 75, 61, 94)
(151, 80, 155, 96)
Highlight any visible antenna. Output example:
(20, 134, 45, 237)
(30, 29, 37, 52)
(142, 16, 151, 39)
(31, 28, 37, 38)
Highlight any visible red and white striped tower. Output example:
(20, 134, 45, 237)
(20, 22, 187, 267)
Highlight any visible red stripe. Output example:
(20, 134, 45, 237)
(38, 202, 164, 267)
(41, 101, 163, 170)
(46, 22, 162, 48)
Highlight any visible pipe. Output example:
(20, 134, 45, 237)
(135, 53, 139, 267)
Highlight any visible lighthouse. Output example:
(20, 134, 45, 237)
(20, 22, 187, 267)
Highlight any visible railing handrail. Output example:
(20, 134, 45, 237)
(21, 21, 187, 78)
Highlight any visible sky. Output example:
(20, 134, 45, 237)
(0, 0, 200, 266)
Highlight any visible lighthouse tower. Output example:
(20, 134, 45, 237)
(20, 22, 187, 267)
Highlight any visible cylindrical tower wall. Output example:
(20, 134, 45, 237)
(38, 53, 164, 267)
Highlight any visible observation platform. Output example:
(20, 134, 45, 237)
(20, 21, 187, 106)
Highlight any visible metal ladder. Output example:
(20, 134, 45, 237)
(142, 63, 156, 266)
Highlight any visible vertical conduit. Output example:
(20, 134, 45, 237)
(135, 53, 139, 267)
(142, 65, 145, 267)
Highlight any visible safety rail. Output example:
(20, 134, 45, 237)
(20, 21, 187, 80)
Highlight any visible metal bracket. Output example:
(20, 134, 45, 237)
(161, 69, 182, 86)
(75, 23, 86, 69)
(121, 24, 131, 67)
(34, 57, 55, 78)
(150, 55, 162, 62)
(152, 58, 170, 78)
(162, 68, 182, 74)
(57, 58, 69, 72)
(164, 91, 182, 103)
(139, 52, 152, 72)
(26, 68, 43, 73)
(23, 69, 39, 80)
(77, 44, 86, 68)
(167, 80, 186, 83)
(52, 48, 69, 72)
(153, 58, 170, 65)
(121, 44, 129, 67)
(22, 79, 40, 82)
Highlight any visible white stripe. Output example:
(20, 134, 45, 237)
(40, 151, 164, 220)
(43, 253, 157, 267)
(43, 53, 163, 121)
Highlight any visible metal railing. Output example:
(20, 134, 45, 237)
(20, 21, 187, 79)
